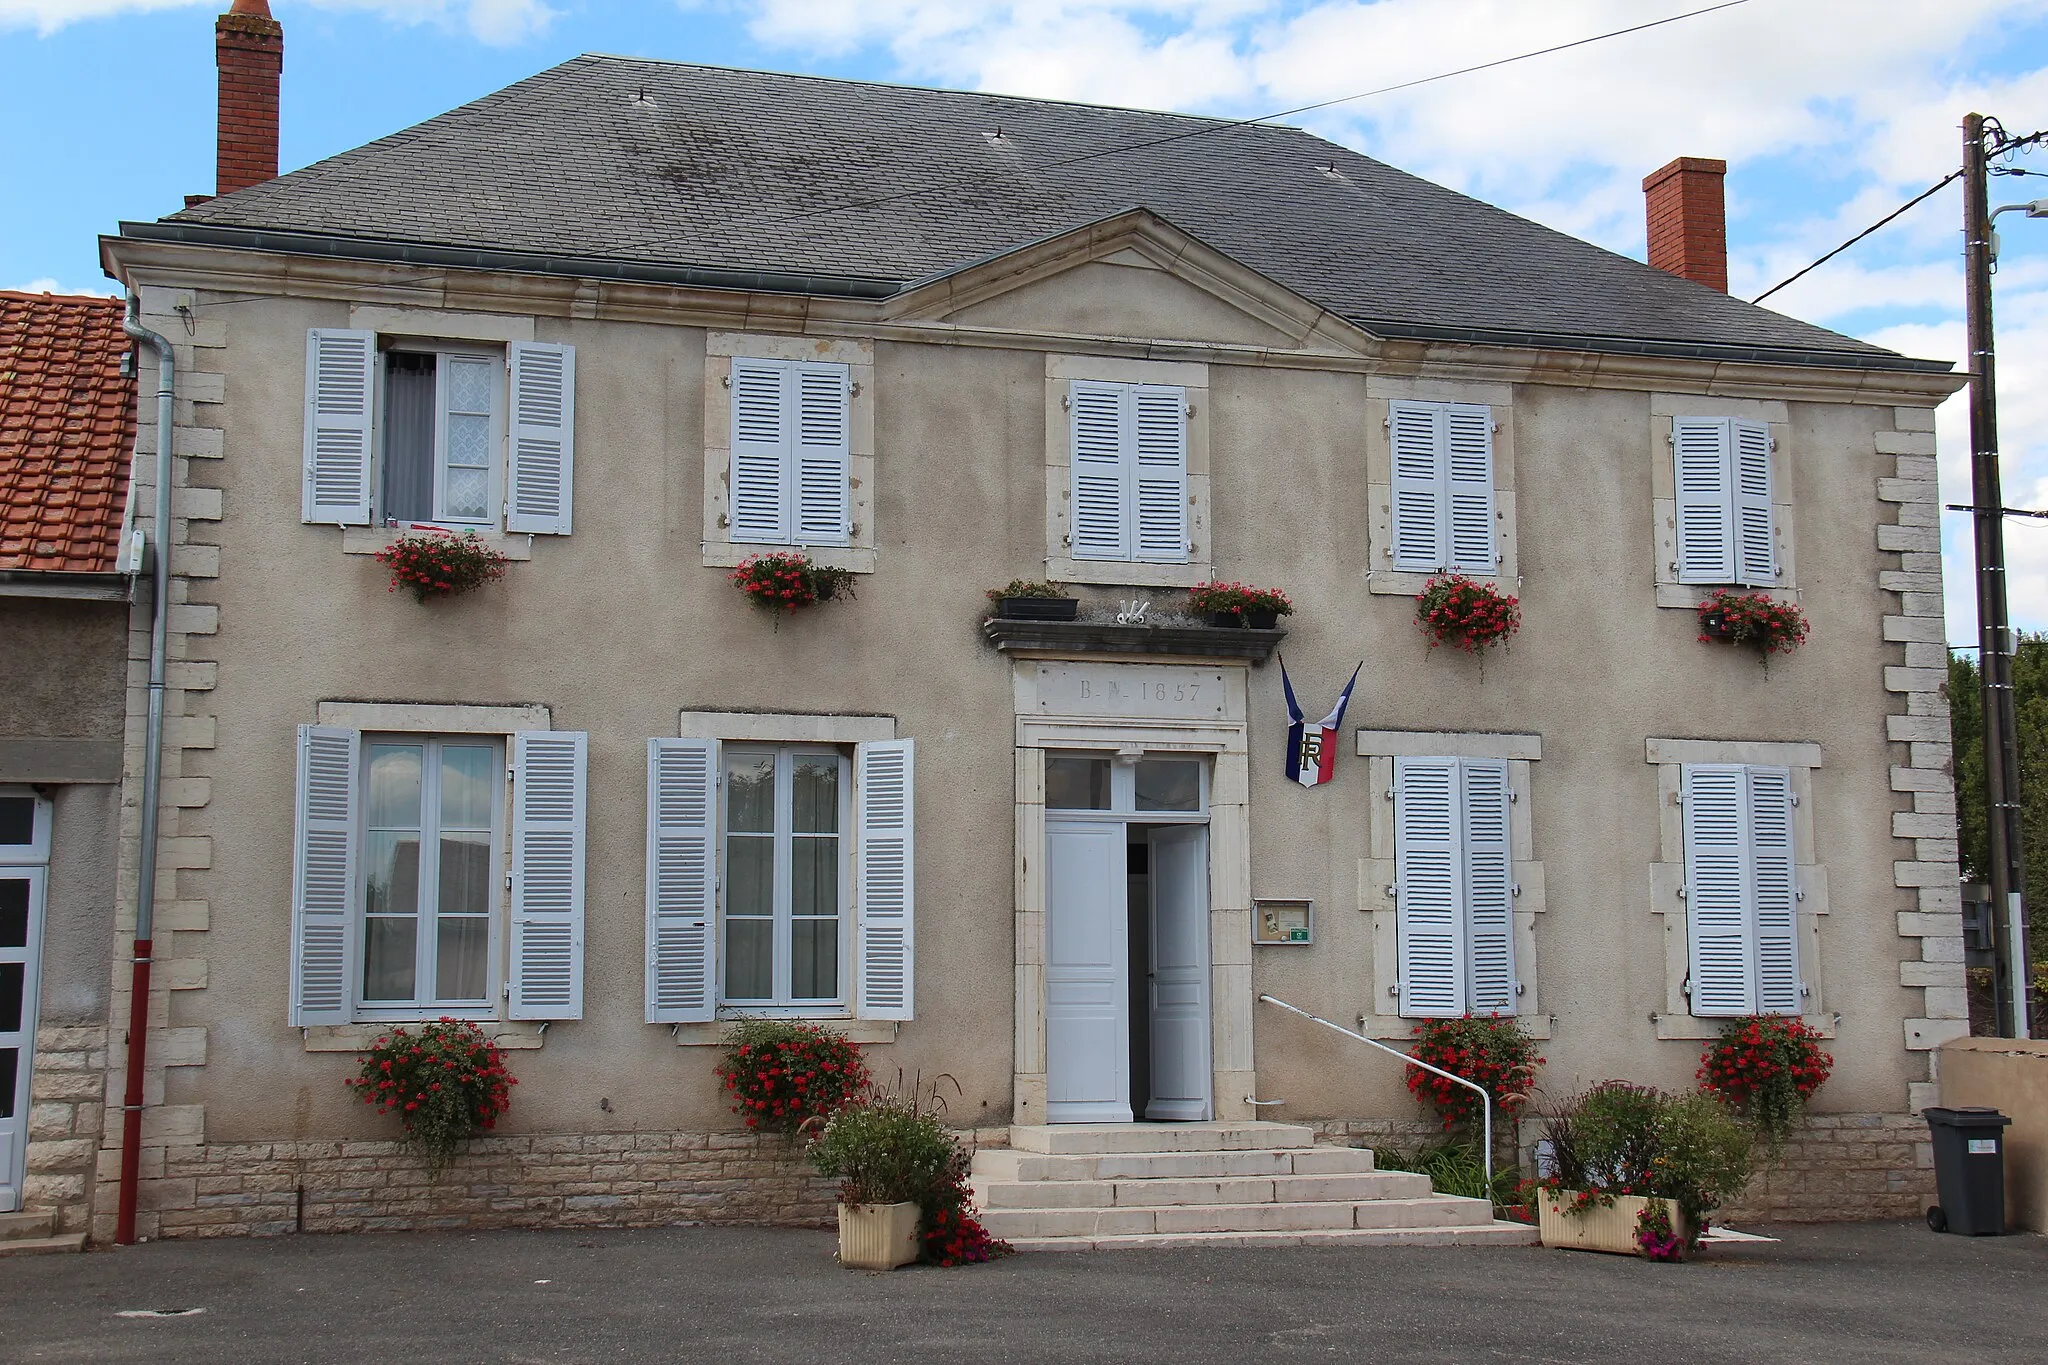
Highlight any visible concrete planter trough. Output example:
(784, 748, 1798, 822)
(837, 1201, 921, 1270)
(1537, 1191, 1694, 1256)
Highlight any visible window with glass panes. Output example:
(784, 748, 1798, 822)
(379, 348, 500, 527)
(722, 747, 850, 1007)
(360, 737, 502, 1011)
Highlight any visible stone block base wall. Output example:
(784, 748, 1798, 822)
(20, 1024, 108, 1236)
(1719, 1112, 1934, 1223)
(106, 1131, 839, 1241)
(1319, 1111, 1933, 1224)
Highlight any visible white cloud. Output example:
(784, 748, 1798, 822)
(0, 0, 557, 44)
(4, 277, 119, 297)
(729, 0, 2048, 637)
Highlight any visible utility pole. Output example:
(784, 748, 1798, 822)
(1963, 112, 2031, 1039)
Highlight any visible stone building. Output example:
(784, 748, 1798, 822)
(0, 289, 137, 1251)
(85, 1, 1967, 1242)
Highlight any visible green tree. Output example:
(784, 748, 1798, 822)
(1949, 638, 2048, 970)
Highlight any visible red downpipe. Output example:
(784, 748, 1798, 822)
(115, 942, 151, 1243)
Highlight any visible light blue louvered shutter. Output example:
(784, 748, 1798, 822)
(1747, 766, 1801, 1014)
(1732, 420, 1776, 587)
(509, 731, 586, 1020)
(1395, 757, 1464, 1017)
(302, 329, 376, 525)
(1444, 404, 1497, 575)
(506, 342, 575, 534)
(856, 739, 915, 1020)
(646, 738, 719, 1024)
(1070, 381, 1129, 560)
(1388, 401, 1444, 572)
(730, 358, 792, 544)
(1673, 418, 1735, 584)
(1132, 384, 1188, 563)
(794, 363, 851, 545)
(1460, 759, 1516, 1014)
(1683, 763, 1753, 1016)
(290, 724, 360, 1026)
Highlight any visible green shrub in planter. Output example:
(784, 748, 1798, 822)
(1542, 1081, 1754, 1231)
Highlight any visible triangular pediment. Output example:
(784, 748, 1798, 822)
(884, 209, 1381, 356)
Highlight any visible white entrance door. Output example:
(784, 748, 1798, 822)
(1147, 825, 1212, 1121)
(0, 862, 46, 1215)
(1045, 821, 1131, 1123)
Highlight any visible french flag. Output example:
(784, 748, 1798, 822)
(1283, 659, 1362, 788)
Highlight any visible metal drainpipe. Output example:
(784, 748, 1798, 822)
(117, 297, 174, 1245)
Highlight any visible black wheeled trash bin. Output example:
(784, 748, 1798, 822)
(1924, 1106, 2011, 1236)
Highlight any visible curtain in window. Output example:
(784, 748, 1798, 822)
(382, 352, 436, 524)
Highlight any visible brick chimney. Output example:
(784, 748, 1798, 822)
(1642, 157, 1728, 293)
(215, 0, 283, 197)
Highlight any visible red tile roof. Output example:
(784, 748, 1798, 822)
(0, 291, 136, 574)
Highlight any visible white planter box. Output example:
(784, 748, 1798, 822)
(1538, 1191, 1695, 1256)
(837, 1201, 921, 1270)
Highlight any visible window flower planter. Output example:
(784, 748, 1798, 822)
(1696, 589, 1808, 656)
(837, 1200, 923, 1270)
(1205, 608, 1280, 630)
(986, 580, 1079, 621)
(997, 595, 1079, 621)
(731, 551, 857, 614)
(373, 528, 510, 603)
(1188, 580, 1292, 630)
(1415, 574, 1519, 654)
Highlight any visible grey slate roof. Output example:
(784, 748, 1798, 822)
(146, 55, 1938, 371)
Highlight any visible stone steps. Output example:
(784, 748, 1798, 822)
(0, 1212, 56, 1240)
(974, 1170, 1432, 1209)
(975, 1144, 1380, 1183)
(1006, 1223, 1541, 1252)
(981, 1194, 1501, 1240)
(0, 1212, 84, 1257)
(0, 1234, 88, 1258)
(976, 1123, 1536, 1252)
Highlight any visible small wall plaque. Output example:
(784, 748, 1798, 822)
(1254, 899, 1314, 946)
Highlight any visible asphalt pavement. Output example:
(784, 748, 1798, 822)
(2, 1220, 2043, 1364)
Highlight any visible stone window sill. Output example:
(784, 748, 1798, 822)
(1358, 1013, 1554, 1041)
(302, 1021, 550, 1052)
(341, 526, 535, 562)
(1655, 583, 1799, 610)
(1048, 558, 1209, 590)
(669, 1019, 900, 1047)
(983, 617, 1283, 663)
(702, 542, 877, 574)
(1652, 1012, 1836, 1041)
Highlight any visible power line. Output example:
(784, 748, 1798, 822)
(1750, 170, 1962, 304)
(607, 0, 1754, 256)
(1751, 129, 2046, 305)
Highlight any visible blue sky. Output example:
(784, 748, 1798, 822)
(5, 0, 2047, 641)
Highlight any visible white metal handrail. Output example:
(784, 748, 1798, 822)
(1258, 993, 1495, 1190)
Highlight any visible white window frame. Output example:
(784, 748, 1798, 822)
(375, 344, 507, 532)
(1650, 396, 1796, 609)
(1365, 379, 1518, 597)
(1646, 738, 1830, 1039)
(718, 744, 854, 1013)
(655, 713, 909, 1043)
(1357, 731, 1547, 1038)
(703, 335, 876, 575)
(0, 788, 51, 1216)
(354, 733, 507, 1021)
(0, 787, 52, 866)
(1045, 355, 1211, 589)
